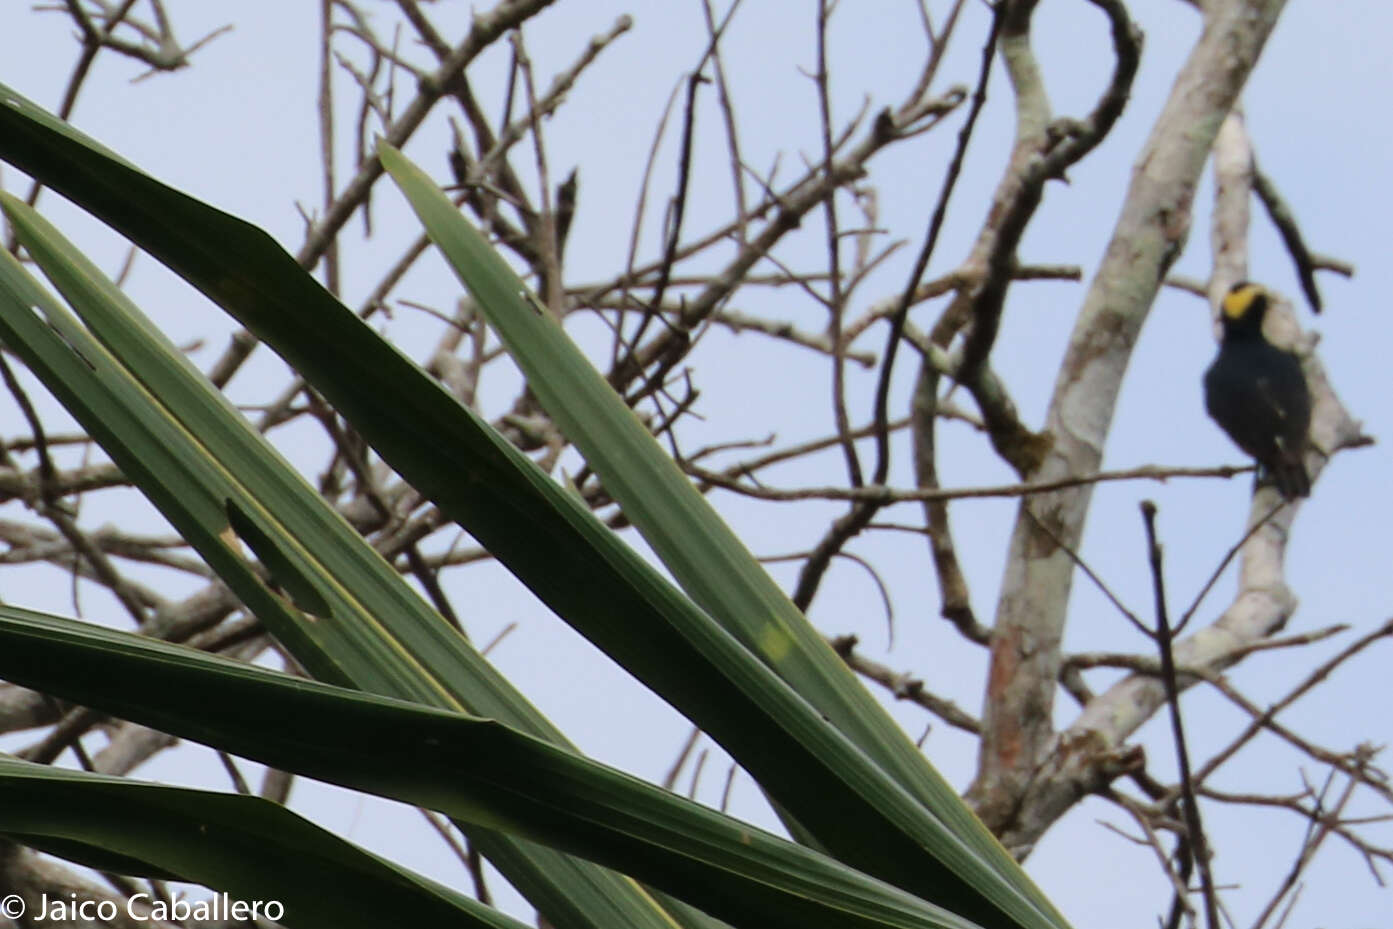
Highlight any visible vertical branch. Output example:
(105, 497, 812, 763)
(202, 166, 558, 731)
(1141, 502, 1220, 929)
(646, 71, 704, 323)
(613, 79, 681, 369)
(791, 6, 997, 611)
(911, 357, 991, 644)
(511, 29, 561, 312)
(699, 0, 749, 243)
(815, 0, 860, 487)
(318, 0, 341, 295)
(609, 15, 722, 398)
(871, 7, 1000, 486)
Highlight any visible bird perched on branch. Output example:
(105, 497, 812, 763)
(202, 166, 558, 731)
(1203, 281, 1312, 500)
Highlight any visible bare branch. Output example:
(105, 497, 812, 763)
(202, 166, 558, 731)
(685, 460, 1253, 504)
(827, 634, 981, 733)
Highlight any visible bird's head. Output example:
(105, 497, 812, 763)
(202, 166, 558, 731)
(1220, 281, 1270, 335)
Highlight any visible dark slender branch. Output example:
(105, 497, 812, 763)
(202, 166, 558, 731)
(1141, 501, 1220, 929)
(662, 726, 703, 791)
(957, 0, 1140, 385)
(19, 704, 105, 765)
(692, 460, 1251, 505)
(1249, 763, 1362, 929)
(511, 29, 563, 312)
(872, 6, 1001, 483)
(621, 69, 705, 370)
(610, 4, 737, 390)
(912, 357, 991, 645)
(1189, 617, 1393, 797)
(0, 353, 56, 499)
(1025, 502, 1147, 635)
(790, 6, 993, 611)
(318, 0, 340, 295)
(699, 0, 749, 242)
(1252, 162, 1354, 315)
(216, 751, 252, 795)
(815, 0, 861, 487)
(1175, 499, 1284, 635)
(828, 634, 981, 734)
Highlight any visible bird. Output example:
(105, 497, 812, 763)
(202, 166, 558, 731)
(1203, 281, 1312, 500)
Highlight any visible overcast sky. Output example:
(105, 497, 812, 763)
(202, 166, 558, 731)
(0, 3, 1390, 927)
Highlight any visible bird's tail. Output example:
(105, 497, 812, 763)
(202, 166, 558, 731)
(1267, 452, 1311, 500)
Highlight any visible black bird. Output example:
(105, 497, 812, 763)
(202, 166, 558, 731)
(1204, 281, 1312, 499)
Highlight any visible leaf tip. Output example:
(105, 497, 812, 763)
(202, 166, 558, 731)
(375, 139, 402, 169)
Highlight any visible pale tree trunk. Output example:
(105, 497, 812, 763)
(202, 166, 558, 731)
(965, 0, 1300, 852)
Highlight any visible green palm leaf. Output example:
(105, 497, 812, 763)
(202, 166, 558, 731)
(0, 757, 533, 929)
(0, 604, 982, 929)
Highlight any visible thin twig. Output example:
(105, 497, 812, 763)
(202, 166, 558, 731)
(691, 461, 1252, 506)
(1251, 162, 1354, 314)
